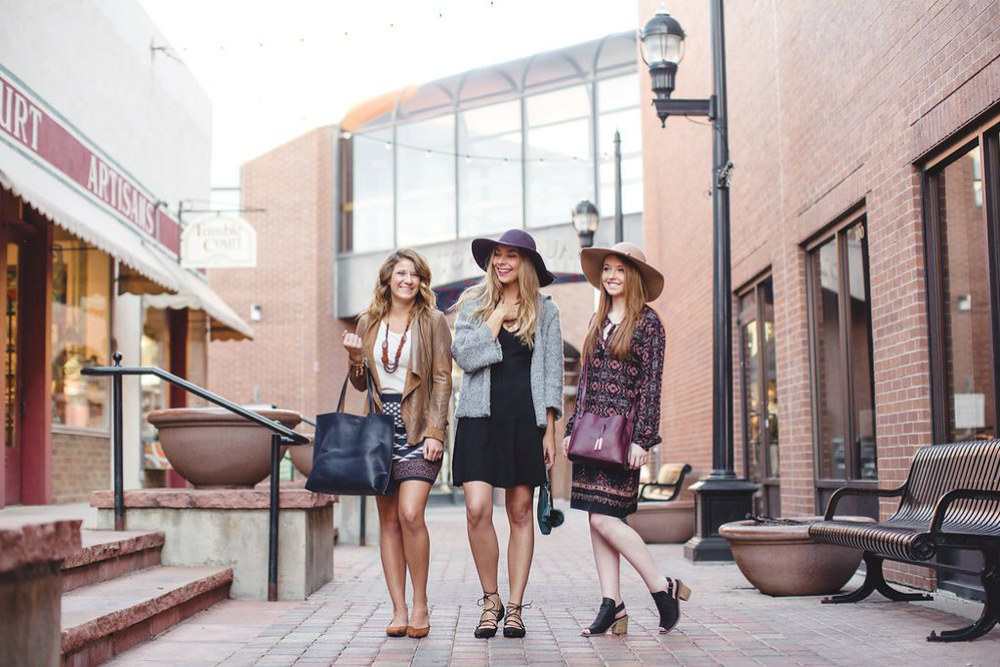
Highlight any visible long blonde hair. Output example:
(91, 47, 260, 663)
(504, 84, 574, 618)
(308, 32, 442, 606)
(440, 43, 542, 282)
(359, 248, 437, 335)
(454, 246, 541, 348)
(582, 257, 647, 362)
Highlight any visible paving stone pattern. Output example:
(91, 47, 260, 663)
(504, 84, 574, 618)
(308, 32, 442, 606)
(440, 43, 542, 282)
(109, 505, 999, 666)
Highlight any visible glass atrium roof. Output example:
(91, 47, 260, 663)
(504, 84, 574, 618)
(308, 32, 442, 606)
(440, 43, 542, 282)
(341, 31, 637, 132)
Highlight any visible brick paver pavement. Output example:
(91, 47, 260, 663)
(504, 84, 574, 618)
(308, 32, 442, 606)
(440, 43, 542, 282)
(109, 504, 999, 666)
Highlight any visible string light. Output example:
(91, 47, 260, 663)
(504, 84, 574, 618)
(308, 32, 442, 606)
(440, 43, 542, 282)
(355, 133, 590, 164)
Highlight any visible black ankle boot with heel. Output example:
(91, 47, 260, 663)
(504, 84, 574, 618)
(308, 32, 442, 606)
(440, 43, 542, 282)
(581, 597, 627, 637)
(651, 577, 691, 635)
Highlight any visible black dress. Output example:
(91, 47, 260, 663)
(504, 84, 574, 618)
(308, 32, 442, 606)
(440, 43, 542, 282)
(452, 327, 547, 489)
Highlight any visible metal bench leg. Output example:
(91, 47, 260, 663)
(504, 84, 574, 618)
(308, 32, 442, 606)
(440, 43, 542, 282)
(928, 551, 1000, 643)
(823, 553, 933, 604)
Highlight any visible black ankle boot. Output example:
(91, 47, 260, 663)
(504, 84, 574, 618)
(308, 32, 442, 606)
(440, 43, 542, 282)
(651, 577, 690, 634)
(581, 597, 627, 636)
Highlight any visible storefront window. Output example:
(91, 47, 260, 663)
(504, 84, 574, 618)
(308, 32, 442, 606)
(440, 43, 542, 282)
(347, 128, 395, 254)
(525, 85, 594, 227)
(933, 145, 996, 440)
(141, 307, 170, 483)
(808, 218, 876, 484)
(597, 74, 643, 216)
(51, 229, 111, 429)
(458, 100, 523, 236)
(397, 115, 456, 246)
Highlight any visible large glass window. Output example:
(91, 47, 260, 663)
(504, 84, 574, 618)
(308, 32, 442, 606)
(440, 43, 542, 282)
(397, 115, 456, 246)
(597, 74, 643, 216)
(51, 229, 111, 429)
(808, 218, 876, 488)
(525, 85, 594, 227)
(936, 146, 995, 440)
(347, 128, 395, 254)
(739, 277, 780, 516)
(458, 101, 523, 236)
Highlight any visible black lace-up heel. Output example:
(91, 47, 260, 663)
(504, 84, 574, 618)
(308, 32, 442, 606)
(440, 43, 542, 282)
(581, 597, 627, 636)
(651, 577, 691, 634)
(474, 592, 505, 639)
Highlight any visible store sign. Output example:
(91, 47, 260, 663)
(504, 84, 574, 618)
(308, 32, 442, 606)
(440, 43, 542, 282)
(0, 70, 181, 252)
(181, 214, 257, 269)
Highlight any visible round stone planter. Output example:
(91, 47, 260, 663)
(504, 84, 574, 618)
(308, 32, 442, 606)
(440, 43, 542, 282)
(289, 440, 314, 477)
(719, 515, 874, 597)
(625, 500, 695, 544)
(147, 407, 301, 488)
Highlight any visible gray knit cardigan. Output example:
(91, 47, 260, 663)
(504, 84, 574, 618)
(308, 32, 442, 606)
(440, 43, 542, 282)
(452, 294, 563, 428)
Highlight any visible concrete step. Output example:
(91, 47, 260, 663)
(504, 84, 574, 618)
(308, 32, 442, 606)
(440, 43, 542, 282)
(60, 565, 233, 667)
(62, 530, 165, 592)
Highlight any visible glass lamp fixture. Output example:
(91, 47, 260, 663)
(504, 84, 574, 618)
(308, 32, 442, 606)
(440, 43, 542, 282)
(572, 200, 599, 248)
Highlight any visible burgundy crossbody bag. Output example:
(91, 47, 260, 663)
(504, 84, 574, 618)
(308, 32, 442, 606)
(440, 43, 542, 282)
(566, 358, 637, 469)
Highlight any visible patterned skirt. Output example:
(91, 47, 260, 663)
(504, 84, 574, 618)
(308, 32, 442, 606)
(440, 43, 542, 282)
(381, 393, 441, 487)
(570, 463, 641, 518)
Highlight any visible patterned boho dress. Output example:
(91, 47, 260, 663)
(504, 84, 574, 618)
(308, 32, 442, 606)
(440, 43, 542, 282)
(567, 306, 665, 518)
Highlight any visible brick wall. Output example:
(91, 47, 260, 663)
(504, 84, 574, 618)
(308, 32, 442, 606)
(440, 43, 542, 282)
(638, 0, 1000, 589)
(51, 431, 109, 504)
(208, 126, 359, 423)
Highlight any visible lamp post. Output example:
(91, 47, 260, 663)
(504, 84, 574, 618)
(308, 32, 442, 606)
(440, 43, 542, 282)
(641, 1, 756, 562)
(572, 200, 600, 248)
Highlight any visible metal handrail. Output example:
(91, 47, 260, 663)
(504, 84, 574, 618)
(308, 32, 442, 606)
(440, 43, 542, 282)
(81, 352, 310, 601)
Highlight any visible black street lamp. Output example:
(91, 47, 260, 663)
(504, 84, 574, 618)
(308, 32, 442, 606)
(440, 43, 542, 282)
(641, 2, 756, 562)
(572, 200, 599, 248)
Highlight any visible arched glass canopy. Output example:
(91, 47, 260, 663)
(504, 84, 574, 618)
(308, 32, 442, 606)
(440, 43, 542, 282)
(340, 31, 643, 255)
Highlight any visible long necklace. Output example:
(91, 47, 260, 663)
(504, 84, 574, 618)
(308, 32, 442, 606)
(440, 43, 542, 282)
(381, 313, 412, 374)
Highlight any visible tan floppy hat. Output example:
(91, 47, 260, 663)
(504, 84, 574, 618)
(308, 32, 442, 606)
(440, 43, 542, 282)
(580, 242, 664, 302)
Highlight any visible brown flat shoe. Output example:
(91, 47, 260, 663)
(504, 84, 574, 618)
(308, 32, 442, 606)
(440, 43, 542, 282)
(406, 625, 430, 638)
(386, 625, 408, 637)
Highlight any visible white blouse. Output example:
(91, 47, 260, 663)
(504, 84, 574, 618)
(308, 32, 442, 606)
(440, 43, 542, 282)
(375, 323, 411, 394)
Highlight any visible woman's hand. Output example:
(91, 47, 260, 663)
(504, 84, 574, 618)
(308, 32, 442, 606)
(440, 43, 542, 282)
(543, 430, 556, 469)
(496, 297, 520, 322)
(628, 443, 648, 470)
(342, 330, 364, 362)
(423, 438, 444, 462)
(562, 435, 570, 459)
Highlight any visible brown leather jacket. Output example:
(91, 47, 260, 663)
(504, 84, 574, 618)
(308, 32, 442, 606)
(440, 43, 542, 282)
(350, 310, 452, 444)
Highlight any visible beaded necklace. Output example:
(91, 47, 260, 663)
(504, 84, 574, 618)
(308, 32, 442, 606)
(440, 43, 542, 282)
(381, 313, 413, 374)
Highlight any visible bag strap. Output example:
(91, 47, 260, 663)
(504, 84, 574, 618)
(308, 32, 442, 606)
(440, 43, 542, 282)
(337, 359, 378, 414)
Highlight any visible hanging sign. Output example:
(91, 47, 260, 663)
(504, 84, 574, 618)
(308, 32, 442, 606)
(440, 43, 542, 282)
(181, 214, 257, 268)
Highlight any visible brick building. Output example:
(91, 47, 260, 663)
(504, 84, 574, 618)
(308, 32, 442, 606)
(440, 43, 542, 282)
(638, 0, 1000, 598)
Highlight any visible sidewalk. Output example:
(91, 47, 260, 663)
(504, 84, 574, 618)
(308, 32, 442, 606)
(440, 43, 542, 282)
(108, 504, 998, 666)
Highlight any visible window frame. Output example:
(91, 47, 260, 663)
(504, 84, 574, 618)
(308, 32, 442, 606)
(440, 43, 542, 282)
(922, 119, 1000, 445)
(805, 210, 879, 513)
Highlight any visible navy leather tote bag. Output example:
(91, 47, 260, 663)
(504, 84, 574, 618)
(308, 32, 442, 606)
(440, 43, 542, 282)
(306, 364, 394, 496)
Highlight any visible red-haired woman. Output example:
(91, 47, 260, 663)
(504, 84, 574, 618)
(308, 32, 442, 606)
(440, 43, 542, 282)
(563, 242, 689, 637)
(342, 248, 452, 639)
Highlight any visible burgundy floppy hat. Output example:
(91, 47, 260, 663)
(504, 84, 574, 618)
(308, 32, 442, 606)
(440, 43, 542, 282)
(471, 229, 557, 287)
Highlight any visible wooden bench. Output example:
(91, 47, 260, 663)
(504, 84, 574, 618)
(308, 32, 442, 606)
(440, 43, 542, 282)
(808, 439, 1000, 642)
(638, 463, 692, 502)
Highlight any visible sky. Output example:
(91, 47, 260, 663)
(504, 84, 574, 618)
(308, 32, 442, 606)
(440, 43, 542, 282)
(136, 0, 641, 196)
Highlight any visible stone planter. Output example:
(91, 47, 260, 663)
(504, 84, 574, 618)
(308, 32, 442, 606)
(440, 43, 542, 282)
(719, 515, 873, 597)
(290, 440, 314, 477)
(148, 407, 301, 488)
(625, 500, 695, 544)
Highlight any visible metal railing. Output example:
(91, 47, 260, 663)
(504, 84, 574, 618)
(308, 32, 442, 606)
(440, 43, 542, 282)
(82, 352, 310, 601)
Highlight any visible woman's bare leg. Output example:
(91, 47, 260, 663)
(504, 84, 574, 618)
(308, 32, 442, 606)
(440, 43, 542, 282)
(589, 513, 668, 593)
(463, 481, 500, 596)
(397, 480, 433, 628)
(504, 485, 535, 605)
(376, 494, 408, 627)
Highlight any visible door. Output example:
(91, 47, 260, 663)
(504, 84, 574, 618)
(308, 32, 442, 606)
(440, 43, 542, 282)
(738, 276, 780, 516)
(4, 236, 22, 504)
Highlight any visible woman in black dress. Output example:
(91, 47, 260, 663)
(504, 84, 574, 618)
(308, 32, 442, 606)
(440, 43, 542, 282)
(451, 229, 564, 639)
(563, 242, 690, 637)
